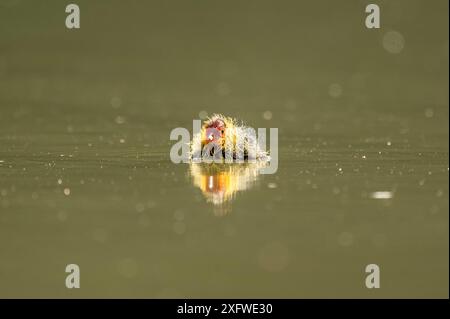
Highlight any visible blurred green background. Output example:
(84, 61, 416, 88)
(0, 0, 448, 298)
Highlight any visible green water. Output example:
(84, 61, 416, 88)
(0, 0, 448, 298)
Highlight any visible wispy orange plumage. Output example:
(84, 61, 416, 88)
(190, 114, 269, 161)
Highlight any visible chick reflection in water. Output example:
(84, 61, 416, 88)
(188, 114, 270, 215)
(189, 163, 265, 216)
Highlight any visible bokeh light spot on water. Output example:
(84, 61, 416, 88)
(135, 203, 145, 213)
(338, 232, 354, 247)
(430, 205, 440, 215)
(117, 258, 138, 278)
(382, 30, 405, 54)
(425, 108, 434, 118)
(284, 98, 297, 111)
(115, 115, 126, 125)
(258, 242, 289, 272)
(332, 187, 341, 195)
(198, 110, 208, 120)
(328, 83, 343, 98)
(262, 111, 273, 120)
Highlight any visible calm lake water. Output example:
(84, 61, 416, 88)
(0, 0, 448, 298)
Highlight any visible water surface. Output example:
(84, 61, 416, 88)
(0, 0, 448, 298)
